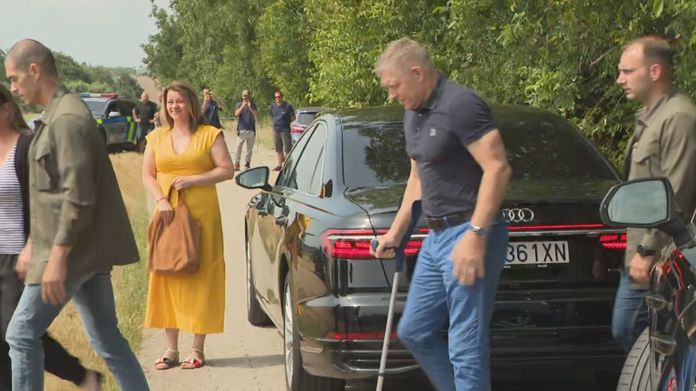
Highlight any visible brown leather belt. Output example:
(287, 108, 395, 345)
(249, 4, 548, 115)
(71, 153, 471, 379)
(426, 212, 472, 231)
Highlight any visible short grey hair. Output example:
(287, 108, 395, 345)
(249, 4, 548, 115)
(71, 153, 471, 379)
(375, 38, 434, 76)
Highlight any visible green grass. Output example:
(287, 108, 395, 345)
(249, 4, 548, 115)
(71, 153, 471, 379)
(221, 116, 274, 150)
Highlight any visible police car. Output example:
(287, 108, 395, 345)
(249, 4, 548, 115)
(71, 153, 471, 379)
(80, 93, 138, 149)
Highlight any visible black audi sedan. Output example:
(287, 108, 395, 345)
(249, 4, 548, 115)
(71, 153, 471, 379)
(236, 105, 627, 391)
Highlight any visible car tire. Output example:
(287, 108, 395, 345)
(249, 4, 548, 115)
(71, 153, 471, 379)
(246, 235, 271, 326)
(284, 275, 345, 391)
(616, 328, 652, 390)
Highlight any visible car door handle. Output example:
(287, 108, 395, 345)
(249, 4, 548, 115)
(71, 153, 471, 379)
(275, 216, 287, 227)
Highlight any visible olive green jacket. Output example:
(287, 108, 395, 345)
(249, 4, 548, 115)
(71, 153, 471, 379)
(26, 86, 139, 284)
(624, 90, 696, 287)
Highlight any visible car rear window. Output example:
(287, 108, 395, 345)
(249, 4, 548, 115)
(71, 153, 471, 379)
(342, 113, 617, 189)
(497, 110, 617, 182)
(297, 112, 318, 126)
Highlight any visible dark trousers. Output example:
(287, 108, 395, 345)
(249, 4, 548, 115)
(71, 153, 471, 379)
(0, 254, 86, 390)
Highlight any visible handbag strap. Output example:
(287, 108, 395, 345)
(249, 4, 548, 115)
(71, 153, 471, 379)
(166, 186, 186, 207)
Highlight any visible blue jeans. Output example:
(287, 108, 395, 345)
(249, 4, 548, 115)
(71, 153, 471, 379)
(6, 273, 149, 391)
(611, 271, 649, 352)
(397, 218, 508, 391)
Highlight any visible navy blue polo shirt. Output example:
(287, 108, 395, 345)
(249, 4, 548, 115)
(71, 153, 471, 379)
(270, 102, 295, 133)
(203, 99, 222, 128)
(235, 100, 257, 131)
(404, 76, 497, 218)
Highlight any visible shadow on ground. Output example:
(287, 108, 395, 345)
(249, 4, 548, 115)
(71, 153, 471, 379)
(206, 354, 284, 369)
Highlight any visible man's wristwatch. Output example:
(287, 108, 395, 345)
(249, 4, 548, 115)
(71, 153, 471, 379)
(470, 225, 488, 237)
(636, 244, 656, 257)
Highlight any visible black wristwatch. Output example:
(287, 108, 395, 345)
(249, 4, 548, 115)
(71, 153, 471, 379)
(636, 244, 656, 257)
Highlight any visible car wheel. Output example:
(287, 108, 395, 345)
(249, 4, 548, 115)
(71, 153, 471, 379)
(283, 275, 345, 391)
(246, 235, 270, 326)
(617, 328, 653, 390)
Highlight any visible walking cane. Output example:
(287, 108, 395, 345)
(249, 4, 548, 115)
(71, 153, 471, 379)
(373, 200, 422, 391)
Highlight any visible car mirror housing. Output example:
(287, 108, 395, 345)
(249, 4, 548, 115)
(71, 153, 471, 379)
(600, 177, 693, 248)
(601, 178, 673, 227)
(236, 166, 272, 191)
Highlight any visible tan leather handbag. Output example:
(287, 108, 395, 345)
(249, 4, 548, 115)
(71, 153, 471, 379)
(147, 189, 202, 275)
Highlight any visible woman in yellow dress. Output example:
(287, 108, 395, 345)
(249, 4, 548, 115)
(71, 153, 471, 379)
(142, 81, 235, 370)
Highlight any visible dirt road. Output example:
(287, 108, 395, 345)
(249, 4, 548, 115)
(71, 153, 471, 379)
(138, 133, 286, 391)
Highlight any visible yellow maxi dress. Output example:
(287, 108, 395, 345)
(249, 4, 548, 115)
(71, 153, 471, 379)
(144, 125, 225, 334)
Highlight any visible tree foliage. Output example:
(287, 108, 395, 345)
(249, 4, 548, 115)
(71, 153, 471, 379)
(144, 0, 696, 164)
(1, 49, 141, 109)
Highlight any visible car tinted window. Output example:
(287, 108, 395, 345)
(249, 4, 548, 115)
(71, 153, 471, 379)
(117, 101, 135, 116)
(497, 110, 617, 181)
(106, 102, 119, 116)
(342, 113, 616, 189)
(342, 123, 410, 188)
(83, 100, 106, 115)
(297, 112, 318, 126)
(286, 123, 327, 194)
(277, 122, 317, 187)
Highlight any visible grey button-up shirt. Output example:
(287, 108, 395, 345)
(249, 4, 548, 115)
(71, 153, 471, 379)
(624, 90, 696, 286)
(26, 86, 139, 284)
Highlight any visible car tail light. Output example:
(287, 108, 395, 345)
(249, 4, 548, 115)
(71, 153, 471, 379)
(290, 126, 304, 134)
(322, 229, 424, 260)
(598, 233, 627, 250)
(326, 331, 397, 341)
(507, 223, 605, 231)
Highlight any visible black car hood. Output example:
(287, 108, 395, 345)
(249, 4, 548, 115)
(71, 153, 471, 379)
(345, 178, 618, 214)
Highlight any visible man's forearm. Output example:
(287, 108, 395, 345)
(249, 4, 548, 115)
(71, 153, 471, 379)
(470, 163, 511, 229)
(49, 244, 72, 261)
(388, 174, 422, 240)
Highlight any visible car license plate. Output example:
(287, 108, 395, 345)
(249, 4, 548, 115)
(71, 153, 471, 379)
(506, 241, 569, 266)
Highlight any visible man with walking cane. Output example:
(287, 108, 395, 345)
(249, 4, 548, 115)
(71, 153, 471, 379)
(371, 38, 511, 391)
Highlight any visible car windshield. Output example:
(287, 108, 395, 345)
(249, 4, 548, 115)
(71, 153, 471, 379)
(297, 112, 318, 126)
(342, 111, 617, 189)
(82, 99, 106, 116)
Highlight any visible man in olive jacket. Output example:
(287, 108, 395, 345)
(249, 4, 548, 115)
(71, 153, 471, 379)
(612, 36, 696, 353)
(4, 40, 149, 391)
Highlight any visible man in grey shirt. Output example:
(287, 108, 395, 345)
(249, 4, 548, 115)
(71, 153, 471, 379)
(4, 39, 148, 391)
(234, 89, 257, 170)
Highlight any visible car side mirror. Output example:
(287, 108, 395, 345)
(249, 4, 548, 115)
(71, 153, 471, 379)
(236, 166, 272, 192)
(108, 111, 121, 118)
(600, 177, 692, 247)
(601, 178, 673, 227)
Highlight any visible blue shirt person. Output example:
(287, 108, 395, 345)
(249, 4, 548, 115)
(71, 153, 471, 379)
(201, 88, 223, 128)
(268, 90, 295, 171)
(233, 90, 258, 170)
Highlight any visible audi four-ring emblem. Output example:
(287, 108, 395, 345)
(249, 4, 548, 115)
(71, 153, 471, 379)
(501, 208, 535, 223)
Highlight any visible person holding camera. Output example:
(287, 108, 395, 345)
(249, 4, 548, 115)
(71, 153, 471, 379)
(234, 90, 257, 171)
(201, 88, 223, 129)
